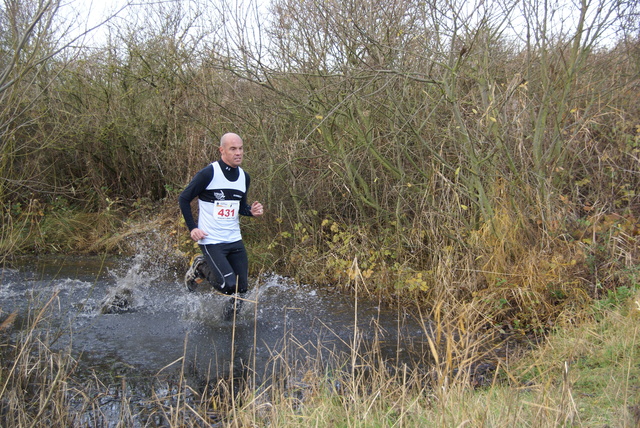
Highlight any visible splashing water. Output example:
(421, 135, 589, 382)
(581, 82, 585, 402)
(1, 252, 432, 386)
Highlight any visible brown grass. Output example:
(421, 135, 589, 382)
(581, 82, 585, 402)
(2, 268, 637, 426)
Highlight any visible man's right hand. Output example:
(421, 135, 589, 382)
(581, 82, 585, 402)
(190, 228, 207, 241)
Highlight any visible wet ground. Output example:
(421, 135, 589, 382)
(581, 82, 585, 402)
(0, 254, 433, 387)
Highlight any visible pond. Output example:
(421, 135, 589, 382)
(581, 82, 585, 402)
(0, 254, 433, 391)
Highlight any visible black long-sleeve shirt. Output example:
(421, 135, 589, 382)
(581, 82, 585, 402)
(178, 160, 253, 232)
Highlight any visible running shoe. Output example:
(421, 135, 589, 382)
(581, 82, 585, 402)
(184, 255, 206, 292)
(223, 294, 243, 321)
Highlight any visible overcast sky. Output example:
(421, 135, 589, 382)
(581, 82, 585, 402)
(66, 0, 136, 46)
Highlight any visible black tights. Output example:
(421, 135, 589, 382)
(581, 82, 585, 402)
(199, 241, 249, 295)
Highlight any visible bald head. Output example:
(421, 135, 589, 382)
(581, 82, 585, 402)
(220, 132, 242, 148)
(219, 133, 244, 167)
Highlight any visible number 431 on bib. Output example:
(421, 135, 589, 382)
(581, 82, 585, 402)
(214, 201, 239, 220)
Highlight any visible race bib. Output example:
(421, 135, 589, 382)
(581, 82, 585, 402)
(213, 201, 240, 221)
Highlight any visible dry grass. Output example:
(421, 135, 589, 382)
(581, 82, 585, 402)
(1, 194, 638, 426)
(1, 274, 638, 427)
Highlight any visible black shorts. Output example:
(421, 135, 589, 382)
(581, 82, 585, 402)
(199, 241, 249, 295)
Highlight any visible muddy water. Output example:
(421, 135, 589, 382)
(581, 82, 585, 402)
(0, 255, 432, 387)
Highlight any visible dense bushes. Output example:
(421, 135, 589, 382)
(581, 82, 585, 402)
(1, 0, 639, 330)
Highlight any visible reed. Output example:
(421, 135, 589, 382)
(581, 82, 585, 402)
(1, 277, 638, 427)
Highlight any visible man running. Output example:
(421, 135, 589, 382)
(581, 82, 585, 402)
(179, 132, 264, 319)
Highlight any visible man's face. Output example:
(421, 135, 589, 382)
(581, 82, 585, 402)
(219, 137, 244, 167)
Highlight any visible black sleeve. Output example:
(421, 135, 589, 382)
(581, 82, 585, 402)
(239, 171, 253, 217)
(178, 165, 214, 231)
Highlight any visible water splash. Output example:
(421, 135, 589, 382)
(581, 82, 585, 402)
(1, 253, 434, 384)
(100, 253, 163, 314)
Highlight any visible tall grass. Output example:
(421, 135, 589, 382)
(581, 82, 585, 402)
(2, 274, 638, 426)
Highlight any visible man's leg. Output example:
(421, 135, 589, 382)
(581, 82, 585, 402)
(197, 242, 249, 320)
(202, 241, 248, 319)
(221, 241, 250, 319)
(225, 241, 249, 294)
(200, 243, 248, 294)
(184, 255, 207, 292)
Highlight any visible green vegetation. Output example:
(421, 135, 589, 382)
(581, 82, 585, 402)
(1, 0, 639, 425)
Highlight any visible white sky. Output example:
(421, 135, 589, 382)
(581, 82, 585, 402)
(64, 0, 138, 46)
(73, 0, 132, 21)
(66, 0, 626, 50)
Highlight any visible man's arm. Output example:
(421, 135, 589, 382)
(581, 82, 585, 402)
(239, 172, 253, 216)
(240, 172, 264, 217)
(178, 165, 214, 230)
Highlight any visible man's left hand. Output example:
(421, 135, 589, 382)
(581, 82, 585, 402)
(251, 201, 264, 217)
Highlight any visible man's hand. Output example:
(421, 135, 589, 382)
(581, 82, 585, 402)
(250, 201, 264, 217)
(190, 228, 207, 241)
